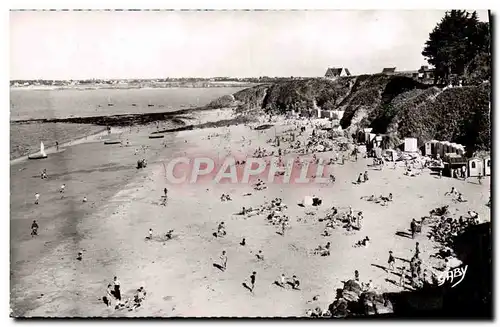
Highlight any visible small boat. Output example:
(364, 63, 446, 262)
(148, 134, 164, 139)
(28, 142, 48, 160)
(148, 101, 154, 107)
(104, 140, 122, 145)
(107, 96, 114, 106)
(132, 103, 137, 107)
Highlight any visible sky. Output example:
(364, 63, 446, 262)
(10, 10, 489, 80)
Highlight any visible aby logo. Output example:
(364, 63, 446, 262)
(438, 265, 468, 288)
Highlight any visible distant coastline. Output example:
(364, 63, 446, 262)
(10, 81, 258, 91)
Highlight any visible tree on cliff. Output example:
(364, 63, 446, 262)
(422, 10, 490, 85)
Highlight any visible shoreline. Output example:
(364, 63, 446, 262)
(10, 127, 110, 166)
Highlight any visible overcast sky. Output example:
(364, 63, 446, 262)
(10, 10, 489, 80)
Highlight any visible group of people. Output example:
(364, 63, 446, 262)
(354, 171, 369, 184)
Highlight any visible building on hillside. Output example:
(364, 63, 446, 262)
(418, 66, 435, 80)
(404, 137, 418, 152)
(324, 67, 351, 79)
(381, 67, 396, 75)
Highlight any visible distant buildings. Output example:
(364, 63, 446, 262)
(378, 65, 435, 83)
(324, 67, 351, 79)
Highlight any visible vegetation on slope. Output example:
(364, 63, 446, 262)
(229, 75, 490, 153)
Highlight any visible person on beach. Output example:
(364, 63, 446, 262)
(363, 171, 369, 182)
(444, 187, 457, 196)
(56, 141, 59, 151)
(291, 275, 300, 290)
(220, 250, 227, 270)
(356, 173, 363, 184)
(41, 169, 48, 180)
(240, 238, 246, 246)
(354, 270, 360, 283)
(478, 171, 483, 185)
(31, 220, 39, 237)
(104, 284, 113, 307)
(217, 222, 226, 236)
(415, 242, 420, 256)
(410, 219, 417, 239)
(113, 276, 121, 301)
(277, 273, 286, 287)
(77, 251, 83, 261)
(399, 267, 407, 288)
(456, 192, 467, 202)
(164, 188, 168, 198)
(256, 250, 264, 261)
(281, 220, 287, 236)
(388, 251, 395, 271)
(34, 192, 40, 205)
(83, 196, 88, 203)
(250, 271, 257, 292)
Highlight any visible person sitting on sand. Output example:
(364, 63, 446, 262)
(31, 220, 39, 237)
(316, 242, 331, 256)
(240, 238, 246, 246)
(41, 169, 48, 180)
(363, 279, 373, 292)
(103, 284, 114, 307)
(146, 228, 153, 240)
(291, 275, 300, 290)
(217, 222, 226, 236)
(444, 187, 457, 196)
(356, 173, 363, 184)
(165, 229, 174, 240)
(256, 250, 265, 261)
(363, 171, 369, 182)
(322, 228, 331, 237)
(276, 273, 286, 287)
(77, 251, 83, 261)
(456, 193, 467, 203)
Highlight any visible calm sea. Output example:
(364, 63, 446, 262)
(10, 87, 244, 160)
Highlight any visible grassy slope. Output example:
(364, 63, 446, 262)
(228, 76, 490, 152)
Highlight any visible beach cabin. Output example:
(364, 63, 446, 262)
(483, 156, 491, 176)
(404, 137, 418, 152)
(424, 140, 438, 156)
(468, 158, 484, 177)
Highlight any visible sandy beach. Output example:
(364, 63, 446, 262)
(10, 107, 490, 317)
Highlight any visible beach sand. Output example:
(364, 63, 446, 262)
(10, 108, 491, 317)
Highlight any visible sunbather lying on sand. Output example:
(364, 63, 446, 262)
(314, 242, 331, 256)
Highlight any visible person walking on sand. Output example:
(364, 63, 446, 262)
(477, 171, 483, 185)
(415, 242, 420, 256)
(164, 188, 168, 198)
(104, 284, 114, 307)
(410, 219, 417, 239)
(55, 141, 59, 151)
(388, 250, 395, 271)
(34, 192, 40, 205)
(148, 228, 153, 240)
(220, 250, 227, 271)
(281, 220, 287, 236)
(31, 220, 39, 237)
(250, 271, 257, 292)
(113, 276, 121, 301)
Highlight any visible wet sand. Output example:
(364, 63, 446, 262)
(10, 108, 491, 317)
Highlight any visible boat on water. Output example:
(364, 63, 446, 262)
(149, 134, 164, 139)
(28, 142, 48, 160)
(107, 96, 114, 106)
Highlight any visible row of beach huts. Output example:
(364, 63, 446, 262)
(358, 128, 490, 178)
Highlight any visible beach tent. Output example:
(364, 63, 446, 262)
(468, 158, 483, 177)
(302, 196, 313, 207)
(424, 140, 437, 156)
(404, 138, 418, 152)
